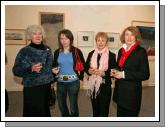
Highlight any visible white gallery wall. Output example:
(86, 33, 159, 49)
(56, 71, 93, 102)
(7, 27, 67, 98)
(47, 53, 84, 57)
(5, 5, 155, 91)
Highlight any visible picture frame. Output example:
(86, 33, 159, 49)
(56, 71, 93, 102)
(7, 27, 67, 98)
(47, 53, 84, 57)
(107, 32, 120, 48)
(5, 29, 26, 45)
(39, 12, 64, 54)
(77, 31, 94, 47)
(131, 20, 155, 61)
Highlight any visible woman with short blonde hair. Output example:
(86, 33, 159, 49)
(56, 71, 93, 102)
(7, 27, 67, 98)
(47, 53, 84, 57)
(13, 24, 53, 117)
(95, 32, 108, 42)
(25, 25, 46, 41)
(86, 32, 116, 117)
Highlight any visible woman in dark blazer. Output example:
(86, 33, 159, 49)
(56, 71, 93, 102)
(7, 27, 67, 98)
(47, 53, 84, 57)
(111, 26, 150, 117)
(86, 32, 116, 117)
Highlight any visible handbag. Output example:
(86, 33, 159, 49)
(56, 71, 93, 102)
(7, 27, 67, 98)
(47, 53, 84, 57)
(74, 48, 84, 71)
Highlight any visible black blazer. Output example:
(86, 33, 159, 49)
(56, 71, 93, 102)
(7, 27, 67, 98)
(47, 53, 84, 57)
(113, 45, 150, 111)
(53, 46, 85, 81)
(85, 50, 116, 85)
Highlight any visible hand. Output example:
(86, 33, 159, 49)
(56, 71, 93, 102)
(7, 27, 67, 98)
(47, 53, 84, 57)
(110, 69, 118, 76)
(113, 71, 123, 79)
(88, 68, 96, 75)
(52, 67, 60, 74)
(95, 70, 105, 77)
(32, 63, 42, 73)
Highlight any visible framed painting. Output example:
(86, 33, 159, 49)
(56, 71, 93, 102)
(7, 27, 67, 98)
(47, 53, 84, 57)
(5, 29, 26, 45)
(131, 20, 155, 61)
(77, 31, 94, 47)
(39, 12, 64, 54)
(107, 32, 120, 48)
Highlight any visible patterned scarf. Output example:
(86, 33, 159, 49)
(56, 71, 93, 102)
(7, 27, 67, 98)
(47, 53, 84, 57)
(87, 47, 109, 98)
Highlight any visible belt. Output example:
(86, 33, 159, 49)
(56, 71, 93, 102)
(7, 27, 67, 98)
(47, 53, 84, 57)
(58, 74, 78, 81)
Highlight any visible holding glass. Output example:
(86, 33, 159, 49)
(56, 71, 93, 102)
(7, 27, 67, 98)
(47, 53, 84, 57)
(32, 58, 43, 73)
(12, 25, 54, 117)
(112, 26, 150, 117)
(85, 32, 116, 117)
(110, 69, 118, 77)
(52, 66, 60, 74)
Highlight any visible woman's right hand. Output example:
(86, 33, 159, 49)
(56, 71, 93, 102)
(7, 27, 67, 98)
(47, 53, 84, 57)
(32, 63, 42, 73)
(110, 69, 118, 77)
(88, 68, 96, 75)
(52, 67, 60, 74)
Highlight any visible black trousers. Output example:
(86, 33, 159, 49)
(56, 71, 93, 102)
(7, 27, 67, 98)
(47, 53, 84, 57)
(91, 83, 111, 117)
(117, 105, 139, 117)
(23, 84, 51, 117)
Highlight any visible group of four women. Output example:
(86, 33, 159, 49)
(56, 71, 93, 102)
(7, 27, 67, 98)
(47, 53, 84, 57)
(12, 24, 150, 117)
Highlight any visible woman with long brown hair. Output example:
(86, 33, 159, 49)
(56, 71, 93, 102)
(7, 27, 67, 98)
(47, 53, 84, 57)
(52, 29, 85, 117)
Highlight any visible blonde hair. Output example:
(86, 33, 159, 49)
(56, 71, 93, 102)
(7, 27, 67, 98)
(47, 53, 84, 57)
(120, 26, 141, 43)
(95, 32, 108, 42)
(25, 25, 46, 41)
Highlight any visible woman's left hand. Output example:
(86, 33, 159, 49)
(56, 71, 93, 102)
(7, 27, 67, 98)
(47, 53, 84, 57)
(95, 70, 105, 77)
(113, 71, 123, 79)
(52, 67, 59, 74)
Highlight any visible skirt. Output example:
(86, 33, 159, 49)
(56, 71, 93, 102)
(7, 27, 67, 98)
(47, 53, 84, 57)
(23, 83, 51, 117)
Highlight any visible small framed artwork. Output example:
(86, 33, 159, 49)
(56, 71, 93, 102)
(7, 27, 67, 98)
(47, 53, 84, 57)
(107, 32, 120, 48)
(131, 20, 155, 61)
(5, 29, 26, 45)
(77, 31, 94, 47)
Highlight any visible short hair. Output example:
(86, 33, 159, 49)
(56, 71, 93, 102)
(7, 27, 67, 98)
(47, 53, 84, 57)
(25, 25, 46, 41)
(95, 32, 108, 42)
(58, 29, 74, 51)
(120, 26, 141, 43)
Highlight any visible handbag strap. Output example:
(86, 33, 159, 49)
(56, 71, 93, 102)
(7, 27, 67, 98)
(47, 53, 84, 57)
(74, 47, 80, 61)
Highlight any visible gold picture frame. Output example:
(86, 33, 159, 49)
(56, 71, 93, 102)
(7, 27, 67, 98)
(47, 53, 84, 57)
(5, 29, 26, 45)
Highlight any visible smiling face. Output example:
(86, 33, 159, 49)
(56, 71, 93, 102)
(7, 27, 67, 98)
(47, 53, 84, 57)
(124, 30, 136, 45)
(120, 26, 141, 45)
(96, 37, 107, 51)
(31, 29, 43, 44)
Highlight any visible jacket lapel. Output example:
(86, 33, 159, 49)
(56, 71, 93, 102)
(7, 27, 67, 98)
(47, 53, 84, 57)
(117, 45, 140, 69)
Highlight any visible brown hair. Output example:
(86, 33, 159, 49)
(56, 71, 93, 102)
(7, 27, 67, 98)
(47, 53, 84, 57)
(95, 32, 108, 42)
(120, 26, 141, 43)
(58, 29, 74, 51)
